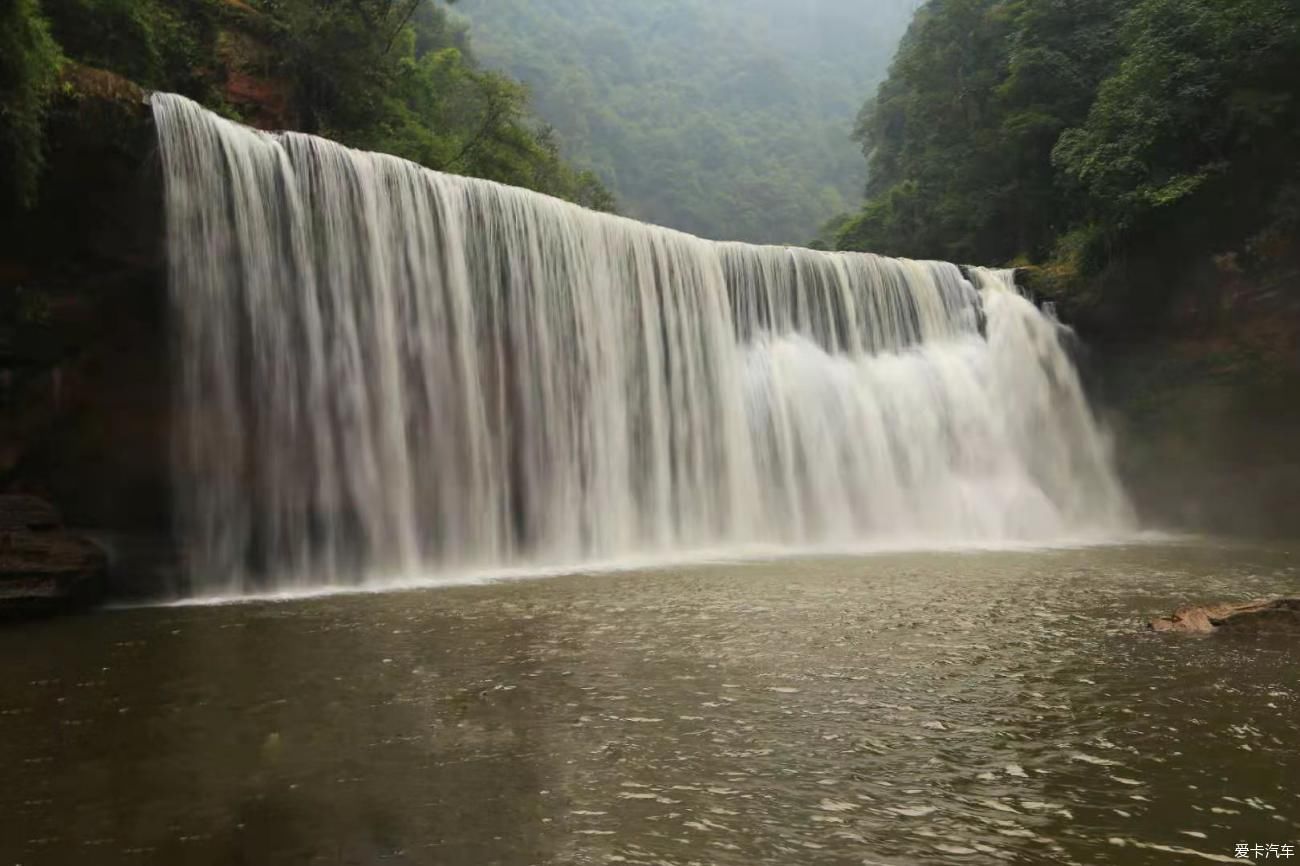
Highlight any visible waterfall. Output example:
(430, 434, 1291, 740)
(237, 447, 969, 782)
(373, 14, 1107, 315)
(152, 93, 1133, 594)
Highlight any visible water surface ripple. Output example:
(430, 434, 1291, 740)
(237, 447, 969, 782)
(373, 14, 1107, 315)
(1, 541, 1297, 864)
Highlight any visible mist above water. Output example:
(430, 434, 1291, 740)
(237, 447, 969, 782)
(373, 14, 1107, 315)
(153, 94, 1132, 596)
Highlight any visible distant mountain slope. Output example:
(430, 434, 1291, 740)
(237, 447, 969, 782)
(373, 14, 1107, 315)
(454, 0, 920, 243)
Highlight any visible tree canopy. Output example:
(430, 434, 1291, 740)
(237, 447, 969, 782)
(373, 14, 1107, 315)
(836, 0, 1300, 320)
(3, 0, 614, 212)
(0, 0, 63, 210)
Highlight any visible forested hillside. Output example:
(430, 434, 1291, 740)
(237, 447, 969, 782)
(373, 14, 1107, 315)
(1, 0, 613, 214)
(836, 0, 1300, 327)
(454, 0, 921, 244)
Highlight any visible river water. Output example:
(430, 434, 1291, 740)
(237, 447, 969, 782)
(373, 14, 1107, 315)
(1, 539, 1297, 865)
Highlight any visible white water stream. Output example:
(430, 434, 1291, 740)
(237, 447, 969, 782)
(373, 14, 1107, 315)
(153, 93, 1132, 593)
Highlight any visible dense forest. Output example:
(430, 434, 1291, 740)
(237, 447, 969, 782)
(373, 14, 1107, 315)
(834, 0, 1300, 327)
(0, 0, 614, 215)
(454, 0, 921, 244)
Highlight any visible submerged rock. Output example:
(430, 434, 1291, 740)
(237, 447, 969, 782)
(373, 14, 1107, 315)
(1148, 599, 1300, 634)
(0, 496, 107, 617)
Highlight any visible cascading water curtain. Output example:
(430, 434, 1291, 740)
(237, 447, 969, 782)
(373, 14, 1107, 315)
(153, 93, 1133, 595)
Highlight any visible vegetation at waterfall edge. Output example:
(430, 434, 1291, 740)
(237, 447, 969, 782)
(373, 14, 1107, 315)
(830, 0, 1300, 332)
(1, 0, 617, 216)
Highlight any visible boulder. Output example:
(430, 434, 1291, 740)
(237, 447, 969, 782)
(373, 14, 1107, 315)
(1148, 598, 1300, 634)
(0, 495, 61, 531)
(0, 495, 107, 616)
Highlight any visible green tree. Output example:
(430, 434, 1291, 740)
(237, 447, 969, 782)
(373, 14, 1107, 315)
(40, 0, 221, 96)
(8, 0, 612, 211)
(257, 0, 616, 206)
(1054, 0, 1300, 245)
(838, 0, 1012, 261)
(839, 0, 1300, 322)
(0, 0, 62, 210)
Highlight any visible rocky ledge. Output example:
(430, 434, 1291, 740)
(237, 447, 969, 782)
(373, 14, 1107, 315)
(1149, 598, 1300, 634)
(0, 496, 107, 617)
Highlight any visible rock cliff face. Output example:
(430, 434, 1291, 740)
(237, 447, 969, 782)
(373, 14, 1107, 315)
(217, 11, 296, 130)
(1089, 269, 1300, 539)
(1, 64, 166, 536)
(1, 6, 296, 602)
(0, 495, 107, 614)
(1018, 233, 1300, 539)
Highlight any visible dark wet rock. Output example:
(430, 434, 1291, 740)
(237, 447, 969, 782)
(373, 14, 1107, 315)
(0, 496, 107, 617)
(2, 62, 172, 541)
(0, 495, 61, 531)
(218, 13, 298, 130)
(1148, 598, 1300, 634)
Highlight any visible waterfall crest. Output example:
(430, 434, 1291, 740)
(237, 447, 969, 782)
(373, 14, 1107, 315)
(153, 93, 1133, 594)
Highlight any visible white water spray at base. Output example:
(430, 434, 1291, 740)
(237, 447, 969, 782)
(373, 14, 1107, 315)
(152, 94, 1133, 594)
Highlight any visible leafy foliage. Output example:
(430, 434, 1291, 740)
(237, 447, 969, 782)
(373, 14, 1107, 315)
(839, 0, 1127, 262)
(40, 0, 221, 97)
(257, 0, 615, 206)
(5, 0, 613, 212)
(454, 0, 922, 243)
(838, 0, 1300, 320)
(1053, 0, 1300, 237)
(0, 0, 62, 210)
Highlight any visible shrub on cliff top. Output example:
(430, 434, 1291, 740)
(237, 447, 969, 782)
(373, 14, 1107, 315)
(39, 0, 221, 97)
(0, 0, 63, 210)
